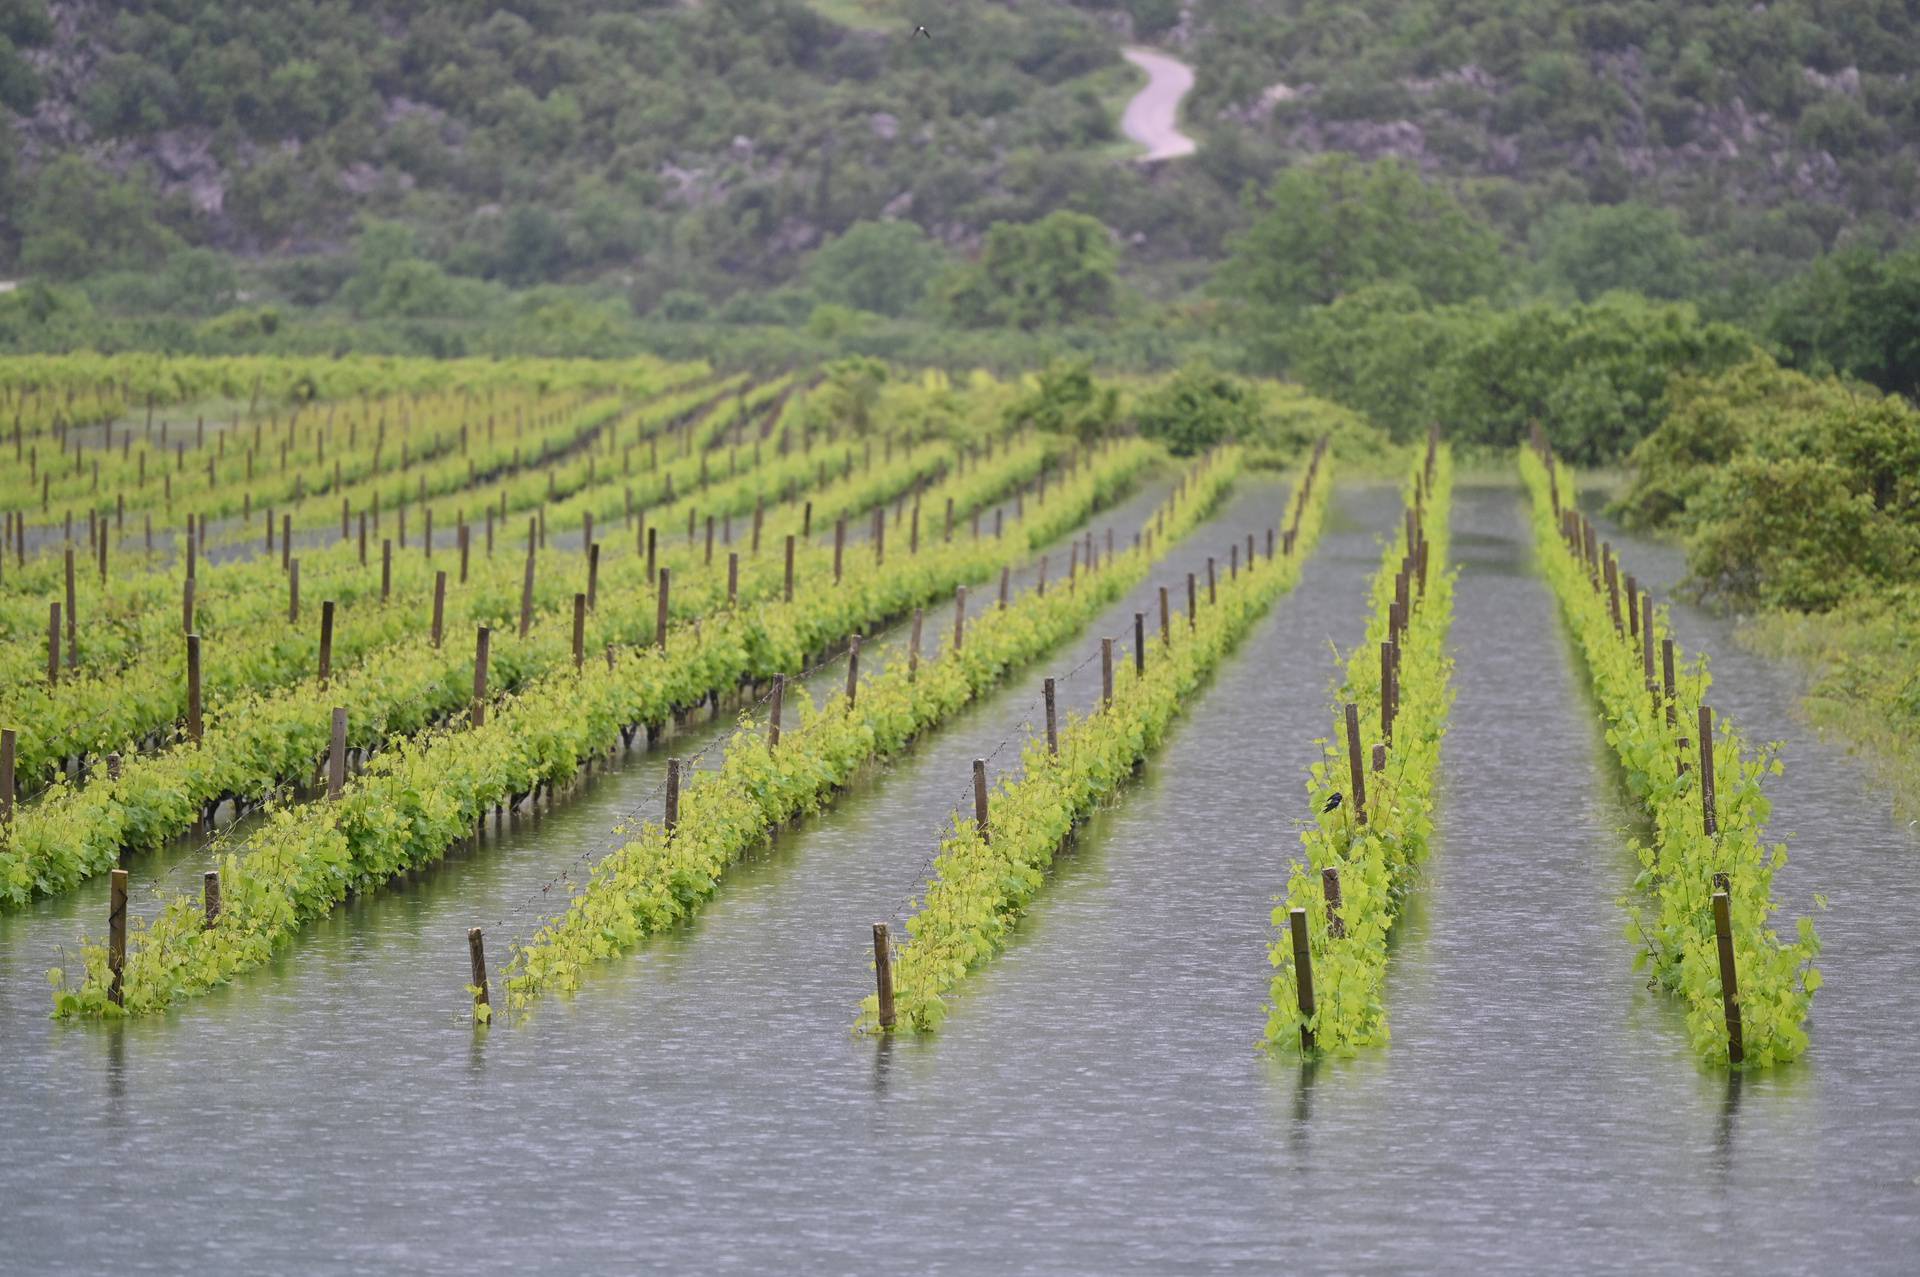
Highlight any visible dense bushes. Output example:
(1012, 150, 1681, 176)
(1614, 357, 1920, 610)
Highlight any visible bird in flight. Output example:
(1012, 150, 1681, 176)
(1321, 792, 1343, 814)
(914, 25, 931, 39)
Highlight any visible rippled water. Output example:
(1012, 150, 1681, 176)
(2, 478, 1914, 1272)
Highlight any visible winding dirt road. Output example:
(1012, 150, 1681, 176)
(1120, 46, 1198, 162)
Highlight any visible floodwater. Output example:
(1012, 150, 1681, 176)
(2, 479, 1915, 1271)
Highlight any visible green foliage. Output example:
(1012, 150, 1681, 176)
(1219, 155, 1504, 339)
(1002, 359, 1118, 443)
(17, 156, 182, 279)
(938, 211, 1118, 330)
(869, 446, 1331, 1033)
(1520, 447, 1819, 1068)
(1530, 202, 1705, 302)
(1265, 449, 1454, 1055)
(1614, 357, 1920, 609)
(1766, 239, 1920, 399)
(1135, 359, 1267, 455)
(506, 442, 1204, 1013)
(805, 220, 948, 318)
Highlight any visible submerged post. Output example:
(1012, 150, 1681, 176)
(1344, 702, 1367, 825)
(1712, 890, 1744, 1065)
(1043, 677, 1058, 756)
(472, 627, 491, 728)
(1699, 704, 1718, 837)
(1101, 637, 1114, 707)
(203, 870, 221, 927)
(872, 922, 896, 1031)
(468, 927, 491, 1017)
(108, 868, 129, 1007)
(1289, 907, 1315, 1053)
(768, 674, 785, 749)
(1322, 867, 1345, 939)
(973, 758, 989, 844)
(665, 758, 681, 834)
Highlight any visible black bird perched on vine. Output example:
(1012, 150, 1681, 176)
(1322, 792, 1343, 815)
(914, 24, 931, 38)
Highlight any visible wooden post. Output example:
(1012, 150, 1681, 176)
(908, 608, 923, 682)
(319, 599, 336, 684)
(281, 513, 291, 570)
(973, 758, 990, 843)
(518, 550, 535, 638)
(64, 548, 77, 663)
(833, 517, 845, 582)
(1207, 557, 1217, 605)
(1187, 573, 1197, 630)
(1159, 586, 1171, 646)
(1043, 677, 1058, 755)
(784, 535, 796, 602)
(846, 634, 862, 707)
(0, 728, 13, 823)
(1101, 637, 1114, 707)
(381, 538, 392, 601)
(656, 568, 671, 649)
(665, 758, 681, 834)
(1698, 704, 1718, 837)
(1712, 891, 1745, 1065)
(187, 633, 203, 744)
(572, 593, 586, 670)
(872, 922, 896, 1030)
(1289, 907, 1315, 1052)
(646, 527, 657, 583)
(588, 543, 601, 611)
(1381, 641, 1396, 742)
(47, 601, 60, 686)
(1134, 612, 1146, 675)
(468, 927, 491, 1016)
(727, 552, 739, 605)
(1344, 702, 1367, 825)
(1662, 638, 1677, 728)
(472, 627, 491, 728)
(328, 707, 347, 799)
(1322, 867, 1345, 939)
(953, 586, 967, 651)
(203, 870, 221, 927)
(768, 674, 784, 749)
(288, 557, 301, 623)
(108, 868, 128, 1007)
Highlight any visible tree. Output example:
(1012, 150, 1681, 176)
(1135, 360, 1266, 455)
(1217, 154, 1504, 350)
(1002, 360, 1118, 443)
(805, 220, 947, 318)
(1767, 240, 1920, 400)
(18, 156, 180, 278)
(1530, 202, 1704, 301)
(937, 211, 1117, 330)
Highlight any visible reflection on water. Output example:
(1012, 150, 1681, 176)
(0, 480, 1915, 1271)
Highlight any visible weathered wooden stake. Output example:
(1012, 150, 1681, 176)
(1344, 702, 1368, 825)
(47, 601, 60, 686)
(1043, 677, 1058, 755)
(1101, 637, 1114, 707)
(656, 568, 671, 649)
(973, 758, 990, 843)
(953, 585, 967, 651)
(186, 633, 203, 744)
(784, 535, 796, 602)
(518, 551, 536, 638)
(665, 758, 681, 834)
(468, 927, 491, 1015)
(1159, 586, 1171, 646)
(846, 634, 862, 706)
(1322, 867, 1345, 939)
(1712, 890, 1745, 1065)
(572, 593, 587, 670)
(203, 870, 221, 927)
(319, 599, 336, 684)
(1289, 907, 1315, 1052)
(327, 706, 348, 799)
(872, 922, 896, 1030)
(833, 517, 846, 582)
(1661, 637, 1677, 728)
(0, 728, 14, 822)
(108, 868, 128, 1007)
(431, 571, 447, 648)
(382, 538, 393, 601)
(908, 608, 924, 682)
(768, 674, 785, 749)
(727, 552, 739, 605)
(472, 627, 491, 728)
(1699, 704, 1718, 837)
